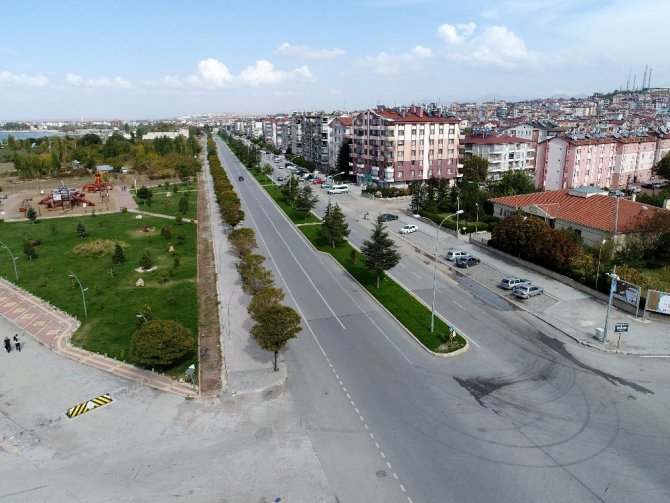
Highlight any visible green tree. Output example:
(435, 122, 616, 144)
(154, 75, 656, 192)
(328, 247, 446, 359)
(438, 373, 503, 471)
(294, 185, 319, 216)
(250, 304, 301, 371)
(130, 319, 194, 368)
(247, 287, 285, 321)
(490, 213, 551, 260)
(26, 207, 38, 223)
(261, 163, 274, 177)
(410, 183, 428, 213)
(139, 249, 153, 270)
(238, 253, 265, 278)
(462, 156, 489, 183)
(160, 225, 173, 239)
(76, 221, 87, 239)
(489, 170, 536, 196)
(361, 217, 401, 288)
(112, 242, 127, 264)
(242, 266, 274, 295)
(178, 194, 189, 215)
(228, 227, 257, 257)
(136, 186, 152, 204)
(281, 175, 299, 204)
(654, 152, 670, 179)
(336, 138, 352, 179)
(23, 240, 38, 260)
(321, 203, 350, 248)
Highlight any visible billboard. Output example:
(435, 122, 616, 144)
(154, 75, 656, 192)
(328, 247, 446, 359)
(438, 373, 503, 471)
(646, 290, 670, 316)
(612, 279, 641, 306)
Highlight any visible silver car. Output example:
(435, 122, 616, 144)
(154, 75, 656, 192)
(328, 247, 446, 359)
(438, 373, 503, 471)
(514, 284, 544, 299)
(499, 277, 531, 290)
(446, 250, 470, 261)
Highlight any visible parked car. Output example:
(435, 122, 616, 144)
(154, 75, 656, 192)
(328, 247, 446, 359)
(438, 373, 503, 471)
(456, 256, 480, 268)
(514, 284, 544, 299)
(321, 183, 332, 189)
(313, 179, 325, 185)
(238, 175, 244, 181)
(499, 277, 531, 290)
(277, 176, 284, 182)
(399, 224, 418, 234)
(446, 250, 470, 261)
(379, 213, 399, 222)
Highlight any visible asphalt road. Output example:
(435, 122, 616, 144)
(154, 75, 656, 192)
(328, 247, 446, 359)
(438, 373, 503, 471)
(218, 139, 670, 503)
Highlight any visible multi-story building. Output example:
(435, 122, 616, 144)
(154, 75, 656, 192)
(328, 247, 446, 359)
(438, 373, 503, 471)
(301, 112, 333, 171)
(461, 133, 534, 180)
(350, 106, 460, 187)
(502, 120, 564, 169)
(290, 114, 303, 156)
(652, 129, 670, 164)
(328, 116, 352, 171)
(611, 134, 656, 187)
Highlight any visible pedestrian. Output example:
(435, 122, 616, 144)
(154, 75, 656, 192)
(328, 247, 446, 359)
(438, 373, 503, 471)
(13, 334, 21, 352)
(4, 336, 11, 353)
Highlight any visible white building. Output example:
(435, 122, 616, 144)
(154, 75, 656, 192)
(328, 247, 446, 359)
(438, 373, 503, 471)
(461, 133, 534, 180)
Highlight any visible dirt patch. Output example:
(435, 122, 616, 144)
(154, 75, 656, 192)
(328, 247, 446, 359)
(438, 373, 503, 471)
(196, 169, 223, 395)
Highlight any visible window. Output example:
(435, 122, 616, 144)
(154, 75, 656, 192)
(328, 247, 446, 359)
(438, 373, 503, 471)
(438, 149, 443, 154)
(397, 171, 403, 178)
(411, 140, 416, 146)
(411, 170, 415, 177)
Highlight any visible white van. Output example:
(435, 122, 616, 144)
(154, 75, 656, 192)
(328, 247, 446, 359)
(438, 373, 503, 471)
(327, 184, 349, 194)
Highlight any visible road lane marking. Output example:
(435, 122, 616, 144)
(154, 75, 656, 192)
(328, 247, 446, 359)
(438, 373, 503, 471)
(412, 272, 422, 280)
(454, 301, 466, 310)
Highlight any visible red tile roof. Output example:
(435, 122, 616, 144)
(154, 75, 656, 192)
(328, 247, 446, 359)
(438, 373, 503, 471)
(463, 133, 531, 145)
(374, 109, 460, 124)
(338, 117, 353, 126)
(490, 189, 666, 233)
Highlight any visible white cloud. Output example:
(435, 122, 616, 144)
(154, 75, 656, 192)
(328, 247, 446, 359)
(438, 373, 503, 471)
(277, 42, 345, 60)
(359, 45, 433, 76)
(0, 71, 48, 87)
(191, 58, 234, 88)
(65, 73, 132, 88)
(188, 58, 315, 88)
(437, 23, 541, 69)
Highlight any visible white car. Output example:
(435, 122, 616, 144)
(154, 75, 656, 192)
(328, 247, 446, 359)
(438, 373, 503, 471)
(446, 250, 470, 261)
(399, 224, 418, 234)
(514, 284, 544, 299)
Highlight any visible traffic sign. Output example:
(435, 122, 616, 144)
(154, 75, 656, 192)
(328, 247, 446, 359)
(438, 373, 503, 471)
(614, 323, 629, 333)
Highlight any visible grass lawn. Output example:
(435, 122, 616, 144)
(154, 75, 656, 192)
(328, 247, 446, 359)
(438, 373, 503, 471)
(299, 224, 466, 353)
(640, 266, 670, 292)
(133, 180, 198, 220)
(258, 178, 321, 224)
(0, 213, 198, 375)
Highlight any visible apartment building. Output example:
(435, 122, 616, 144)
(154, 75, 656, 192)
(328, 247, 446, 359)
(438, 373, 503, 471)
(611, 134, 656, 187)
(350, 106, 460, 187)
(502, 120, 564, 168)
(290, 114, 303, 156)
(328, 116, 352, 170)
(462, 133, 534, 180)
(301, 112, 333, 171)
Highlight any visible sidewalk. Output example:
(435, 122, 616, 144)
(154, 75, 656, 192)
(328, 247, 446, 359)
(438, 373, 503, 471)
(0, 277, 198, 397)
(314, 188, 670, 356)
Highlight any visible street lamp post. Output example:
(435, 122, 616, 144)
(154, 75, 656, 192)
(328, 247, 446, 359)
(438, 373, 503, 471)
(595, 239, 607, 290)
(603, 265, 619, 342)
(0, 240, 19, 282)
(456, 197, 460, 239)
(422, 210, 464, 333)
(475, 203, 479, 233)
(69, 272, 88, 319)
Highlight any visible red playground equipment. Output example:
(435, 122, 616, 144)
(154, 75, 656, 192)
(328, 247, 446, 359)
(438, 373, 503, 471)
(82, 171, 113, 193)
(39, 187, 96, 210)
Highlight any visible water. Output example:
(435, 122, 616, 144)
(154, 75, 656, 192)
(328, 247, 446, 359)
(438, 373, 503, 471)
(0, 131, 61, 140)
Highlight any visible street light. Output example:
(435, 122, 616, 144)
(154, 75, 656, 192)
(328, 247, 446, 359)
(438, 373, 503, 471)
(69, 272, 88, 319)
(475, 203, 479, 233)
(456, 196, 460, 239)
(602, 264, 619, 342)
(420, 210, 464, 333)
(0, 240, 19, 282)
(595, 239, 607, 290)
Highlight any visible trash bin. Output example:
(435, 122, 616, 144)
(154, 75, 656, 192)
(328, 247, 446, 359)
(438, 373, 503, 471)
(594, 328, 605, 342)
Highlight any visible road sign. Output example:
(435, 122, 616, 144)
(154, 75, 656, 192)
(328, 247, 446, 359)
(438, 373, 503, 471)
(614, 323, 629, 333)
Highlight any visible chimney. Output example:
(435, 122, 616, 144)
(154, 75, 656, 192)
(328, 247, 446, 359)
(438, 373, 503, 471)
(418, 107, 424, 118)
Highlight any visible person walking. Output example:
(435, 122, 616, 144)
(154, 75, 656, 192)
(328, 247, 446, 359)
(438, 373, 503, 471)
(13, 334, 21, 352)
(4, 336, 11, 353)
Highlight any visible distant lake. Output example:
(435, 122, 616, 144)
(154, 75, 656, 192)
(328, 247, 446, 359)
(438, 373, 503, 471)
(0, 131, 61, 140)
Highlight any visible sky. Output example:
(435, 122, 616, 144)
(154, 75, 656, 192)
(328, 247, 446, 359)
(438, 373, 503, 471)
(1, 0, 669, 120)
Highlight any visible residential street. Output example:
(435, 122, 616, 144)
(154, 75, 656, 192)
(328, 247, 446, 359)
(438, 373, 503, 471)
(220, 139, 670, 503)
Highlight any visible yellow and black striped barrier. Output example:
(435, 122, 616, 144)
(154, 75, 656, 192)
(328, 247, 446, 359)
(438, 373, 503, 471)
(66, 393, 113, 419)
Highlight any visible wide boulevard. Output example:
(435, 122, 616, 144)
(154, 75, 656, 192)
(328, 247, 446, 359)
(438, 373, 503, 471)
(215, 137, 670, 503)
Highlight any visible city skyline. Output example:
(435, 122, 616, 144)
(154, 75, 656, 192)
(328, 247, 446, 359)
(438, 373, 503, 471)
(2, 0, 669, 120)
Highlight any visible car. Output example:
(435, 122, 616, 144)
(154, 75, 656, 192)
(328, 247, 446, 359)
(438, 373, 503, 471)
(399, 224, 418, 234)
(514, 284, 544, 299)
(379, 213, 399, 222)
(446, 250, 470, 261)
(277, 176, 284, 182)
(455, 256, 480, 268)
(499, 277, 531, 290)
(238, 175, 244, 181)
(321, 183, 332, 189)
(313, 179, 325, 185)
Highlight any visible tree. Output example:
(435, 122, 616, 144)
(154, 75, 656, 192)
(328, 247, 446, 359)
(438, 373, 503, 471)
(23, 240, 37, 260)
(294, 185, 319, 216)
(130, 319, 194, 368)
(242, 266, 274, 295)
(26, 207, 38, 223)
(160, 225, 173, 239)
(238, 253, 265, 278)
(489, 170, 535, 196)
(321, 203, 350, 248)
(247, 287, 285, 321)
(139, 249, 153, 270)
(654, 152, 670, 179)
(336, 138, 352, 178)
(261, 163, 274, 177)
(228, 227, 257, 257)
(112, 242, 126, 264)
(178, 194, 189, 215)
(281, 176, 299, 204)
(490, 213, 551, 260)
(540, 229, 582, 271)
(76, 221, 87, 239)
(136, 186, 152, 204)
(461, 156, 489, 183)
(410, 183, 428, 213)
(250, 304, 301, 371)
(361, 217, 401, 288)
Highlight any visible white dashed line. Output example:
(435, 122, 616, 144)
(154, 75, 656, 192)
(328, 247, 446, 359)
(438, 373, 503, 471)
(454, 301, 466, 310)
(393, 473, 399, 480)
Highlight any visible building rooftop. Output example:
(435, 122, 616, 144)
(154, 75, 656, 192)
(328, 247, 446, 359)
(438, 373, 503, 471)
(463, 133, 531, 145)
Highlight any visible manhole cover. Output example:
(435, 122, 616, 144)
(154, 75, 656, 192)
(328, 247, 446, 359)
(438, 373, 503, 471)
(376, 470, 387, 478)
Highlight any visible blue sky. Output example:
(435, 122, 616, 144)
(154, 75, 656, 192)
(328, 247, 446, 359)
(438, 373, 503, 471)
(1, 0, 668, 120)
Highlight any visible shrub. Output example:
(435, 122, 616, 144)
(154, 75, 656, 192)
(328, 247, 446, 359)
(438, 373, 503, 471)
(161, 225, 173, 239)
(139, 249, 153, 270)
(130, 319, 194, 368)
(72, 239, 124, 257)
